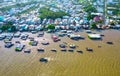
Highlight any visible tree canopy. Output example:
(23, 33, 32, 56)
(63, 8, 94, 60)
(47, 24, 55, 30)
(0, 21, 16, 32)
(84, 4, 97, 13)
(39, 7, 70, 19)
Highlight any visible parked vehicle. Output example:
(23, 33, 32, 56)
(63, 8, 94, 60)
(69, 44, 76, 48)
(21, 34, 29, 40)
(69, 34, 81, 40)
(86, 47, 93, 52)
(29, 37, 34, 41)
(51, 48, 57, 52)
(39, 58, 48, 63)
(59, 44, 66, 48)
(68, 49, 74, 52)
(51, 35, 61, 42)
(24, 49, 31, 53)
(86, 30, 92, 33)
(37, 32, 44, 37)
(29, 41, 38, 46)
(37, 48, 45, 52)
(106, 41, 113, 45)
(5, 36, 13, 41)
(31, 31, 37, 34)
(15, 41, 20, 44)
(41, 41, 49, 45)
(15, 44, 25, 51)
(77, 50, 83, 54)
(61, 48, 67, 52)
(14, 33, 21, 38)
(60, 30, 67, 33)
(5, 42, 14, 48)
(0, 35, 6, 40)
(57, 33, 66, 37)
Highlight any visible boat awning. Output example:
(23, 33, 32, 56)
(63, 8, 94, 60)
(88, 34, 101, 39)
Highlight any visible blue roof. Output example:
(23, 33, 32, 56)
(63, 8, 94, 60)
(0, 16, 4, 21)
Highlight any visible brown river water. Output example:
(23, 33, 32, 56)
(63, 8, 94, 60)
(0, 29, 120, 76)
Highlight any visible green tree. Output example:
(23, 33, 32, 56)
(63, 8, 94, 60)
(0, 21, 13, 31)
(0, 25, 12, 31)
(47, 24, 55, 30)
(84, 4, 97, 13)
(10, 26, 17, 32)
(39, 7, 70, 19)
(118, 21, 120, 24)
(87, 14, 95, 21)
(91, 22, 97, 29)
(110, 21, 115, 26)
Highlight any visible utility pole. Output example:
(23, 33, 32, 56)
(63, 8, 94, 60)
(103, 0, 107, 25)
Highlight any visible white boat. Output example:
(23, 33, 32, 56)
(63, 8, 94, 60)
(88, 34, 101, 39)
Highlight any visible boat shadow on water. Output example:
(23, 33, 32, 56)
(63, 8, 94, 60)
(89, 38, 103, 41)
